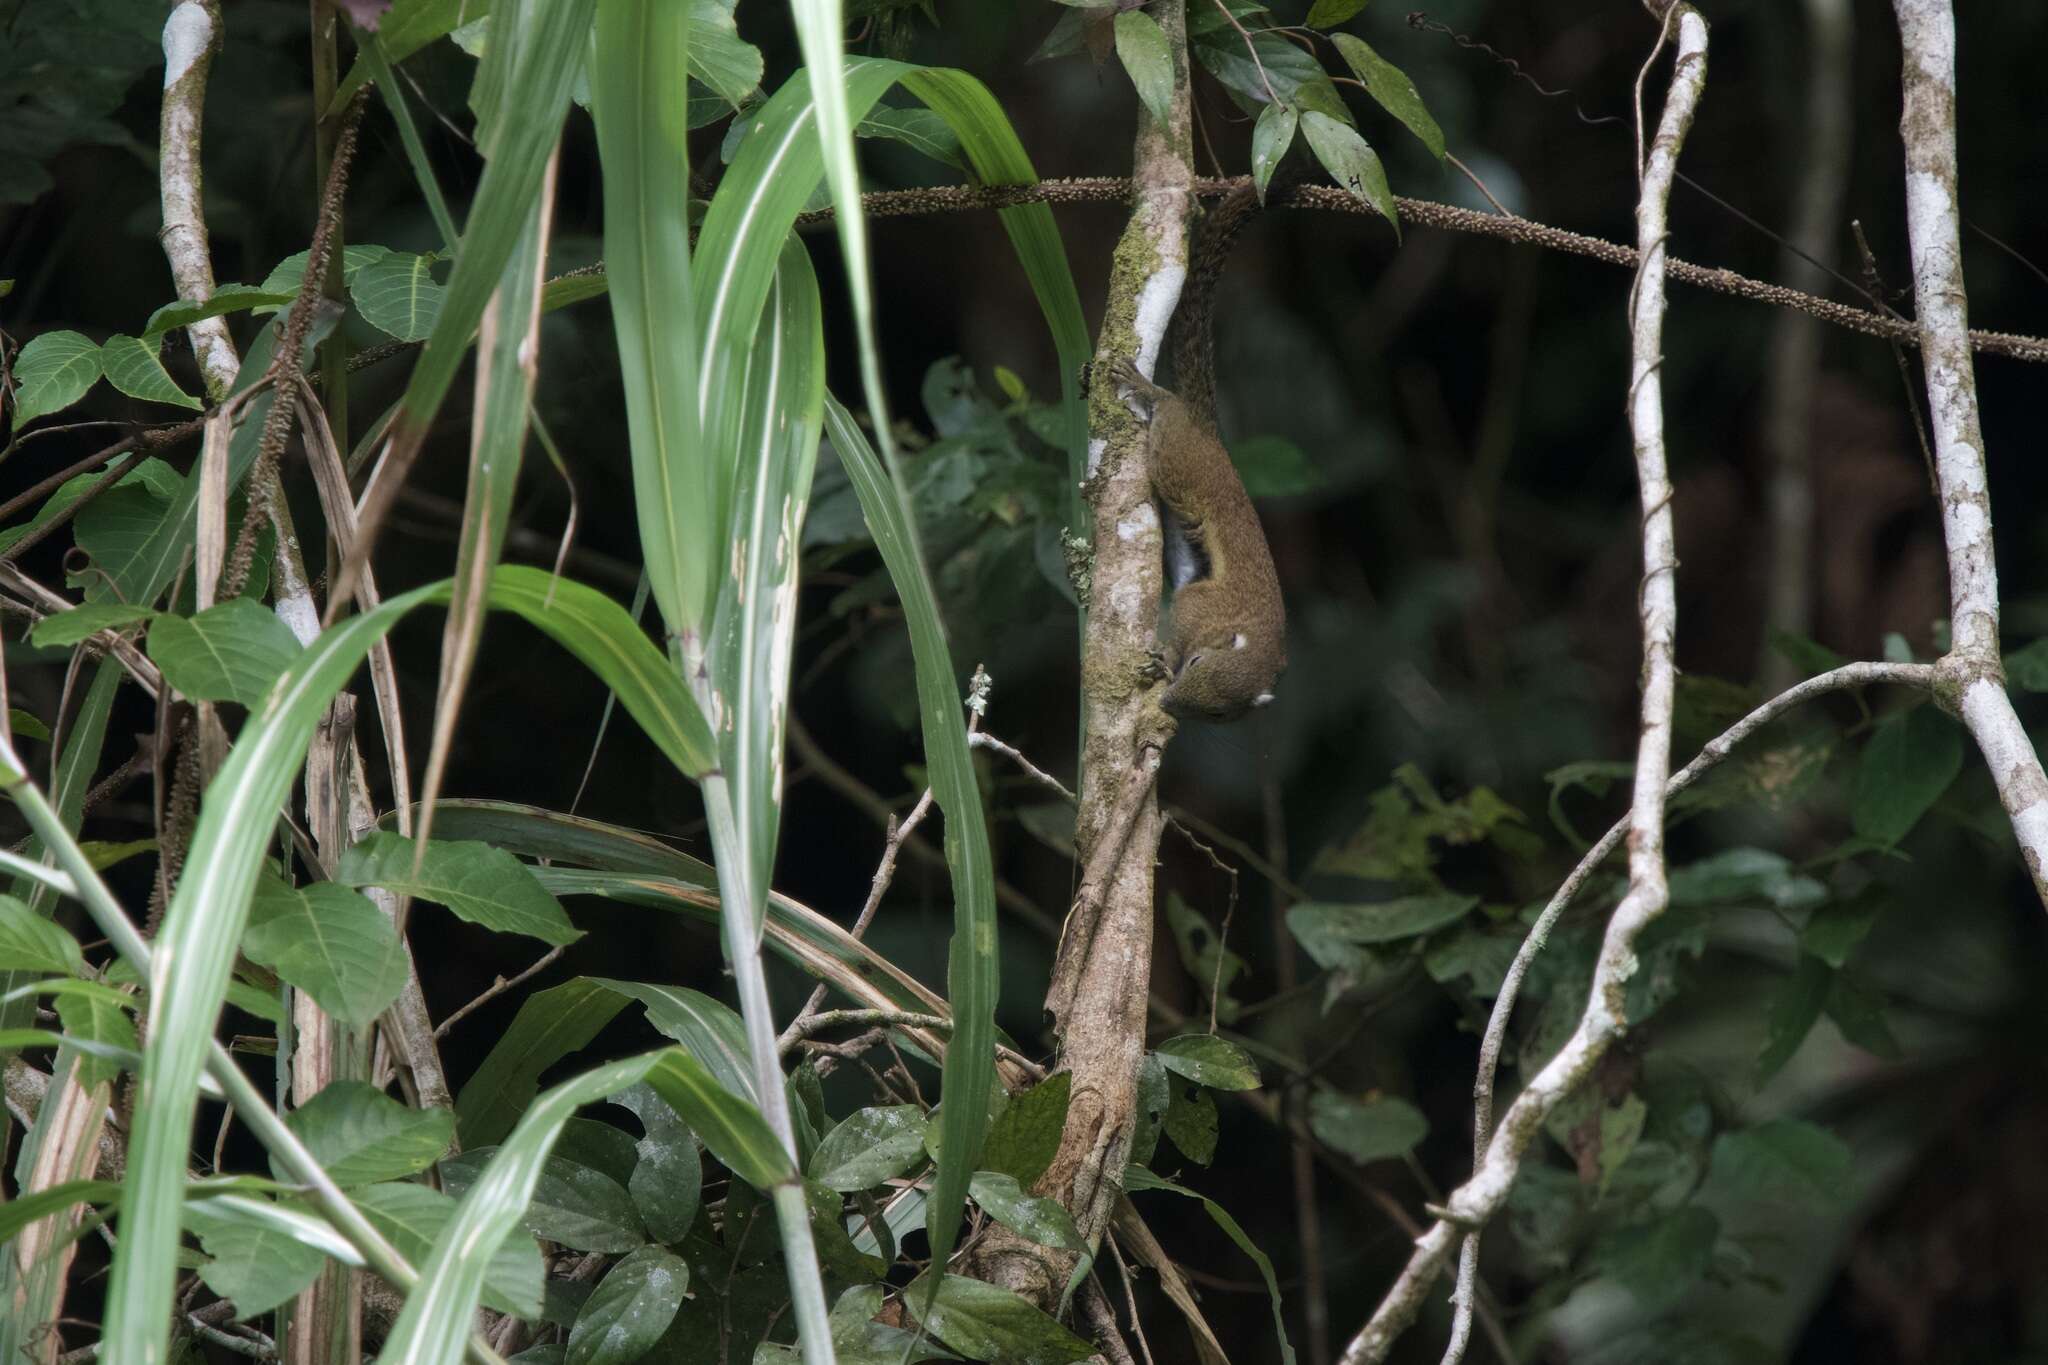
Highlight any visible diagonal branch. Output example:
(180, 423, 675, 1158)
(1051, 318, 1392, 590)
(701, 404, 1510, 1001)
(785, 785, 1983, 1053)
(1342, 8, 1710, 1360)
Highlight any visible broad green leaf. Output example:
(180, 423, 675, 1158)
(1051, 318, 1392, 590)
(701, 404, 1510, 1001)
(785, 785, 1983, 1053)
(823, 395, 997, 1284)
(1824, 973, 1902, 1059)
(1308, 1091, 1427, 1165)
(1251, 100, 1297, 202)
(146, 598, 305, 707)
(567, 1246, 689, 1365)
(1668, 848, 1824, 910)
(104, 569, 709, 1365)
(1287, 895, 1476, 965)
(1705, 1119, 1851, 1207)
(9, 331, 101, 426)
(1755, 953, 1830, 1083)
(0, 1179, 121, 1248)
(1163, 1083, 1218, 1165)
(381, 1055, 663, 1365)
(684, 0, 763, 109)
(354, 1180, 545, 1319)
(1305, 0, 1368, 26)
(443, 1150, 646, 1253)
(28, 603, 156, 648)
(456, 978, 633, 1148)
(612, 1082, 703, 1243)
(1154, 1035, 1261, 1090)
(1193, 27, 1345, 120)
(1120, 1168, 1296, 1365)
(52, 983, 138, 1091)
(902, 1273, 1094, 1365)
(1301, 110, 1398, 234)
(1851, 704, 1963, 846)
(98, 334, 202, 409)
(73, 474, 182, 606)
(822, 1282, 958, 1363)
(1112, 10, 1174, 129)
(1801, 895, 1884, 969)
(857, 106, 962, 168)
(979, 1072, 1069, 1187)
(259, 244, 393, 297)
(809, 1106, 929, 1193)
(1232, 433, 1322, 496)
(337, 832, 578, 946)
(144, 285, 296, 337)
(1331, 33, 1444, 160)
(244, 876, 407, 1028)
(278, 1081, 455, 1186)
(967, 1172, 1084, 1253)
(556, 1118, 642, 1188)
(641, 1048, 795, 1193)
(188, 1203, 329, 1317)
(0, 895, 87, 975)
(1589, 1206, 1720, 1309)
(353, 251, 448, 341)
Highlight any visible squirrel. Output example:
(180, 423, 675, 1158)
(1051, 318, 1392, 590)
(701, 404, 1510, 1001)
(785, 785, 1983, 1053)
(1112, 184, 1286, 721)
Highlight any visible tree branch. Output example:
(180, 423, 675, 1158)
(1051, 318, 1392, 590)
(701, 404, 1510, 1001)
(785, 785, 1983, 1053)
(1347, 9, 1709, 1359)
(1890, 0, 2048, 912)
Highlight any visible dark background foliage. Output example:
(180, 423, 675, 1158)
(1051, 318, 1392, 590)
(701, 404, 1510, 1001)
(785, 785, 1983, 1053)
(6, 0, 2048, 1360)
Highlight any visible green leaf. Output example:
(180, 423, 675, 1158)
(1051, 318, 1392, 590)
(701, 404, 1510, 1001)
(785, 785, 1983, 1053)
(53, 983, 140, 1092)
(1251, 101, 1297, 203)
(1163, 1082, 1218, 1165)
(1768, 629, 1850, 680)
(1668, 848, 1824, 911)
(188, 1203, 329, 1317)
(1824, 973, 1902, 1059)
(243, 876, 406, 1029)
(145, 598, 304, 707)
(1154, 1034, 1261, 1091)
(683, 0, 763, 109)
(1194, 26, 1345, 120)
(337, 832, 579, 947)
(1590, 1206, 1720, 1309)
(612, 1083, 703, 1243)
(968, 1171, 1085, 1253)
(144, 285, 296, 337)
(641, 1048, 796, 1194)
(1851, 704, 1963, 846)
(381, 1055, 664, 1365)
(8, 709, 51, 742)
(444, 1149, 646, 1253)
(903, 1272, 1095, 1365)
(1288, 894, 1476, 963)
(1756, 953, 1830, 1084)
(1705, 1119, 1851, 1208)
(591, 981, 756, 1105)
(1308, 1091, 1428, 1165)
(2004, 638, 2048, 691)
(1305, 0, 1368, 26)
(352, 251, 448, 341)
(857, 106, 963, 168)
(809, 1105, 929, 1193)
(1301, 111, 1397, 235)
(28, 603, 157, 648)
(354, 1180, 545, 1319)
(98, 334, 202, 410)
(457, 978, 634, 1148)
(568, 1246, 689, 1365)
(1231, 433, 1321, 496)
(10, 331, 102, 426)
(1112, 10, 1174, 129)
(0, 895, 87, 975)
(259, 244, 393, 298)
(1121, 1167, 1296, 1364)
(823, 393, 998, 1291)
(1330, 33, 1444, 160)
(278, 1080, 455, 1186)
(978, 1069, 1071, 1188)
(1800, 895, 1884, 969)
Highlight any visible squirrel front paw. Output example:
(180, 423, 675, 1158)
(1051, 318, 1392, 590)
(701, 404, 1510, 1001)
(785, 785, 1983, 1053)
(1139, 648, 1173, 684)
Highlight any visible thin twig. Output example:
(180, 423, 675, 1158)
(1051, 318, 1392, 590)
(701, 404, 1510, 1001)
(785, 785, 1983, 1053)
(434, 946, 567, 1040)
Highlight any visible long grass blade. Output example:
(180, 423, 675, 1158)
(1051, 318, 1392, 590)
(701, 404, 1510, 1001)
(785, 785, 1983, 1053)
(590, 0, 705, 647)
(821, 394, 997, 1296)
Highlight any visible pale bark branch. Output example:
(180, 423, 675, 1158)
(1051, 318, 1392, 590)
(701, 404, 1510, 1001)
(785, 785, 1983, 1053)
(1891, 0, 2048, 910)
(1348, 9, 1709, 1360)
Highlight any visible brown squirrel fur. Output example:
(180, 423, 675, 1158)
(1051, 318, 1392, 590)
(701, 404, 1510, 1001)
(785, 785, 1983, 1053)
(1115, 186, 1286, 720)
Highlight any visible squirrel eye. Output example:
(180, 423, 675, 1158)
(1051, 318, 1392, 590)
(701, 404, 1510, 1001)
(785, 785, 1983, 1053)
(1186, 653, 1204, 668)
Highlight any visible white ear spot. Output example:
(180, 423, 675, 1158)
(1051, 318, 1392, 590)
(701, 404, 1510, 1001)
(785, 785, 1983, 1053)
(1252, 692, 1275, 707)
(1231, 633, 1248, 650)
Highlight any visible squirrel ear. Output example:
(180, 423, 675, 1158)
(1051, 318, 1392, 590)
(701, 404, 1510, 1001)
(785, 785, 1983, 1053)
(1252, 692, 1275, 708)
(1231, 633, 1248, 650)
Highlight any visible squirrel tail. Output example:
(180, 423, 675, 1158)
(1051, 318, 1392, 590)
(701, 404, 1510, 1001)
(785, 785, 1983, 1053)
(1168, 182, 1267, 432)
